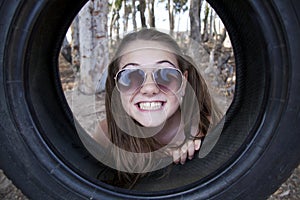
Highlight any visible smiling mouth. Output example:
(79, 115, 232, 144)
(137, 101, 165, 111)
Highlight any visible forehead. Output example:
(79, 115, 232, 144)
(119, 40, 178, 68)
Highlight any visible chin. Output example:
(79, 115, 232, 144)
(136, 118, 166, 128)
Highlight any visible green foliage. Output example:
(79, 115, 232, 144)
(112, 0, 123, 10)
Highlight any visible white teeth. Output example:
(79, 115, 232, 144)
(139, 102, 163, 110)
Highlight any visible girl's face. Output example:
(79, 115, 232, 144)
(116, 40, 187, 127)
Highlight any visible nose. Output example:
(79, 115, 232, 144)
(139, 73, 160, 95)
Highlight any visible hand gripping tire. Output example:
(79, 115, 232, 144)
(0, 0, 299, 199)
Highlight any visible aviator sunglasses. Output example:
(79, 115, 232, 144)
(115, 67, 184, 94)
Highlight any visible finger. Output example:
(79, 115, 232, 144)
(187, 140, 195, 160)
(180, 151, 188, 165)
(180, 143, 188, 165)
(172, 149, 180, 164)
(164, 148, 172, 157)
(194, 139, 201, 151)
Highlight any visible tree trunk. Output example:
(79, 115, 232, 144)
(168, 0, 174, 33)
(218, 27, 227, 44)
(78, 0, 109, 94)
(132, 0, 137, 30)
(61, 36, 72, 63)
(147, 0, 155, 27)
(139, 0, 147, 27)
(123, 0, 130, 33)
(70, 16, 80, 71)
(209, 8, 216, 42)
(109, 0, 121, 39)
(189, 0, 202, 43)
(202, 2, 210, 42)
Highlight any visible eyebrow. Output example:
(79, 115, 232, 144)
(121, 60, 176, 69)
(157, 60, 176, 67)
(121, 63, 140, 69)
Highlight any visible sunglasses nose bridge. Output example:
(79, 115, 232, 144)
(139, 71, 160, 94)
(142, 70, 156, 84)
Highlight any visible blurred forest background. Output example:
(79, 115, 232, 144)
(59, 0, 236, 103)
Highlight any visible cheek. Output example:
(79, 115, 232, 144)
(120, 95, 131, 114)
(167, 95, 181, 110)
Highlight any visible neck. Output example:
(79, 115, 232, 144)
(154, 109, 183, 145)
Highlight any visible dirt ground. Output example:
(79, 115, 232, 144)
(0, 54, 299, 199)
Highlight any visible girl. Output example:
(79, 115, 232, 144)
(91, 28, 222, 188)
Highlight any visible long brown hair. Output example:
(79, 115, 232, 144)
(104, 28, 221, 188)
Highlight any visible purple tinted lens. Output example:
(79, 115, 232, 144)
(116, 69, 145, 93)
(154, 68, 182, 93)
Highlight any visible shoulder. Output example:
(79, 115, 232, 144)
(99, 119, 108, 136)
(91, 119, 109, 147)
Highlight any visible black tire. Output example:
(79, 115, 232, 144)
(0, 0, 299, 199)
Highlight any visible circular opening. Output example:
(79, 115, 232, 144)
(59, 0, 236, 191)
(22, 0, 268, 197)
(59, 2, 236, 191)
